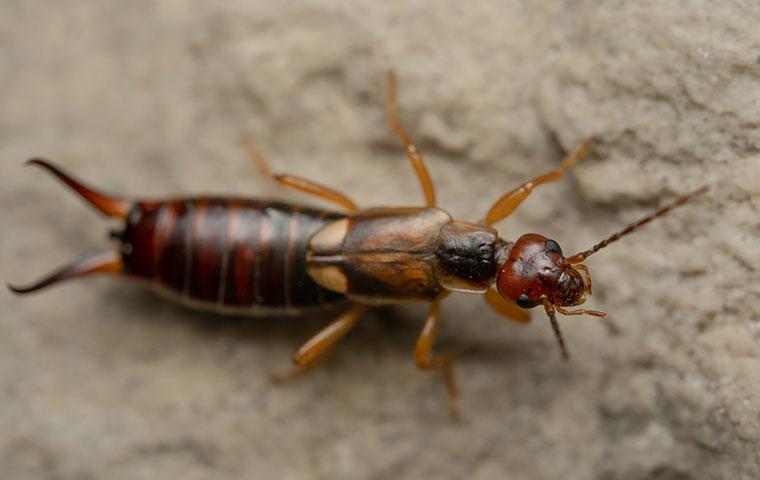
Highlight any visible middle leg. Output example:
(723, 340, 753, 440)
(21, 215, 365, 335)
(386, 71, 436, 207)
(414, 300, 460, 417)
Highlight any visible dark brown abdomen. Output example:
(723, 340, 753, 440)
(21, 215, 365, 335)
(120, 198, 345, 314)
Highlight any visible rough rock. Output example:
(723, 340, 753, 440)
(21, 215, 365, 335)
(2, 2, 758, 479)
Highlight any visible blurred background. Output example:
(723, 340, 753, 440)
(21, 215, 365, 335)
(2, 1, 759, 479)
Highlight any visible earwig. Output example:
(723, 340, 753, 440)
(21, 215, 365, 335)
(9, 72, 707, 416)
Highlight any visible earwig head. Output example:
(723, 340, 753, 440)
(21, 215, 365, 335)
(493, 186, 708, 361)
(496, 234, 588, 309)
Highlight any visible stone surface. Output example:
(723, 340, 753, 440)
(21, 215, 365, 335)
(1, 1, 758, 479)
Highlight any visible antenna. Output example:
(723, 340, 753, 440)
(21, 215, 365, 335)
(565, 186, 708, 265)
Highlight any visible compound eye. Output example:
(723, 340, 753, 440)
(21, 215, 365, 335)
(516, 294, 537, 309)
(545, 239, 562, 255)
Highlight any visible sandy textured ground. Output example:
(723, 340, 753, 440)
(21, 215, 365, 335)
(2, 2, 759, 479)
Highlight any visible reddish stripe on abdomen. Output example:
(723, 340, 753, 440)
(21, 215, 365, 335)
(161, 201, 193, 294)
(260, 205, 289, 307)
(188, 199, 228, 302)
(225, 201, 260, 307)
(152, 202, 181, 278)
(121, 201, 183, 286)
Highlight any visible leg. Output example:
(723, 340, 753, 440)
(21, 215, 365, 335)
(270, 345, 338, 384)
(242, 137, 358, 212)
(386, 71, 436, 207)
(414, 300, 460, 417)
(484, 288, 531, 323)
(271, 174, 358, 212)
(483, 137, 596, 226)
(270, 305, 367, 383)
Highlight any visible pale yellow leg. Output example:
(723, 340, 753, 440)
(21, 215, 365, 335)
(483, 137, 596, 226)
(242, 137, 358, 212)
(294, 305, 367, 365)
(414, 300, 460, 418)
(386, 71, 436, 207)
(270, 346, 338, 384)
(270, 305, 367, 383)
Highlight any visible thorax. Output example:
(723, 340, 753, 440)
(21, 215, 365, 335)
(306, 207, 509, 305)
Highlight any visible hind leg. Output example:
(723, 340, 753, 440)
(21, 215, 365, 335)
(242, 137, 358, 212)
(270, 305, 367, 382)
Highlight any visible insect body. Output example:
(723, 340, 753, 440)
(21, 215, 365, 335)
(10, 73, 706, 415)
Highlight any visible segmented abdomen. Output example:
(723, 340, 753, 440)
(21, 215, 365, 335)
(121, 198, 345, 314)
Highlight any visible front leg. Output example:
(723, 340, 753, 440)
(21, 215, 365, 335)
(414, 300, 460, 418)
(483, 137, 596, 226)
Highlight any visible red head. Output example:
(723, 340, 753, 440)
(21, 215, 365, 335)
(496, 234, 588, 309)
